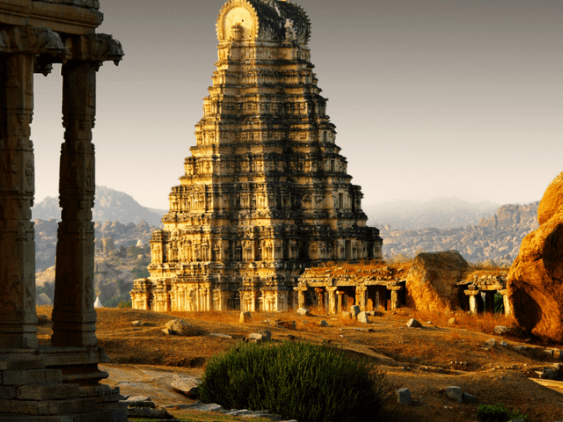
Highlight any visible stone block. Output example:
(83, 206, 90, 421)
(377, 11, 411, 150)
(406, 318, 422, 328)
(2, 369, 62, 386)
(357, 311, 370, 324)
(0, 386, 16, 399)
(127, 407, 171, 419)
(249, 333, 264, 342)
(259, 329, 272, 341)
(0, 358, 45, 371)
(349, 305, 360, 318)
(494, 325, 510, 335)
(0, 397, 96, 415)
(297, 307, 310, 316)
(170, 375, 201, 399)
(0, 410, 116, 422)
(319, 320, 329, 327)
(396, 388, 412, 405)
(188, 402, 224, 412)
(17, 383, 79, 400)
(445, 386, 463, 403)
(165, 319, 193, 336)
(240, 312, 252, 323)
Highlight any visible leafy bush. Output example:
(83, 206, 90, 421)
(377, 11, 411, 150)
(118, 300, 132, 308)
(199, 341, 389, 422)
(493, 293, 504, 314)
(477, 403, 527, 422)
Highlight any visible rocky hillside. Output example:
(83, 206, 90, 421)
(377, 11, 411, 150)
(36, 244, 151, 308)
(36, 219, 157, 272)
(33, 185, 166, 227)
(365, 198, 499, 230)
(382, 202, 539, 266)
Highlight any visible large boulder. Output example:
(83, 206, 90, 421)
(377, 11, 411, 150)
(165, 319, 195, 336)
(406, 251, 470, 312)
(537, 172, 563, 225)
(508, 172, 563, 342)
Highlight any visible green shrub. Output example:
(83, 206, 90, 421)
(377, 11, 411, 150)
(493, 293, 504, 314)
(477, 403, 527, 422)
(199, 341, 389, 422)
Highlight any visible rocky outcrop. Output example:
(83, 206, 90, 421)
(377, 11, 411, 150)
(406, 251, 470, 312)
(382, 202, 539, 265)
(508, 172, 563, 342)
(537, 172, 563, 225)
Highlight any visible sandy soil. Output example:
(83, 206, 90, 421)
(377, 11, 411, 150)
(36, 306, 563, 421)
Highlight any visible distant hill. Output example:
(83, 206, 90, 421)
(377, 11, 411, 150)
(381, 201, 540, 266)
(32, 185, 166, 227)
(35, 218, 158, 272)
(365, 198, 499, 231)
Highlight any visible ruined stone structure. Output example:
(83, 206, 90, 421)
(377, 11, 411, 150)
(0, 1, 124, 420)
(460, 274, 510, 316)
(131, 0, 382, 313)
(296, 265, 405, 314)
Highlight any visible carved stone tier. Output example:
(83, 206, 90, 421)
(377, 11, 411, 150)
(133, 0, 382, 313)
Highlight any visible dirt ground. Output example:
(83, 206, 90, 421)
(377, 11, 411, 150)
(36, 306, 563, 422)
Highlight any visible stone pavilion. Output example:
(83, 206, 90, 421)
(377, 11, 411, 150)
(0, 1, 124, 420)
(131, 0, 382, 313)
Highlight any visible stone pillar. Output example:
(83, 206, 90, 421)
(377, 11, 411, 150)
(465, 290, 480, 315)
(388, 286, 403, 310)
(357, 286, 367, 311)
(206, 284, 212, 311)
(336, 291, 343, 313)
(0, 53, 38, 349)
(327, 287, 337, 314)
(315, 288, 324, 311)
(295, 287, 307, 308)
(52, 61, 98, 347)
(500, 289, 511, 315)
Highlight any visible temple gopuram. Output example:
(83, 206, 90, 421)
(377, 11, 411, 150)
(131, 0, 382, 313)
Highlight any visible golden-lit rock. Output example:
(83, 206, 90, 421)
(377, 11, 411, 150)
(538, 171, 563, 225)
(406, 251, 469, 312)
(508, 172, 563, 341)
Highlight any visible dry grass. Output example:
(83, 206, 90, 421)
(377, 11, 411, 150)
(33, 304, 563, 422)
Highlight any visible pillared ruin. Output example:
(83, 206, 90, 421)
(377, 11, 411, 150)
(0, 1, 125, 420)
(131, 0, 383, 313)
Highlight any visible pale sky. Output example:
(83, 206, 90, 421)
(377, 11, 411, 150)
(32, 0, 563, 210)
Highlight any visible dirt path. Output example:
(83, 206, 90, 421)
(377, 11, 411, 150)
(100, 363, 203, 406)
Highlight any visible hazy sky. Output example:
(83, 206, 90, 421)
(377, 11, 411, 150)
(32, 0, 563, 210)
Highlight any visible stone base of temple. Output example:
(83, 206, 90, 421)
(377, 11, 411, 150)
(0, 350, 126, 422)
(132, 278, 295, 313)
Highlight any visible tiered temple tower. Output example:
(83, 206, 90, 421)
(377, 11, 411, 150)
(131, 0, 382, 313)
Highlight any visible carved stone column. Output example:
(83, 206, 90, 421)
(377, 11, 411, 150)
(336, 291, 343, 313)
(326, 287, 337, 314)
(295, 287, 307, 308)
(356, 286, 367, 311)
(464, 290, 480, 315)
(52, 61, 97, 347)
(0, 53, 37, 349)
(388, 286, 403, 310)
(499, 289, 511, 316)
